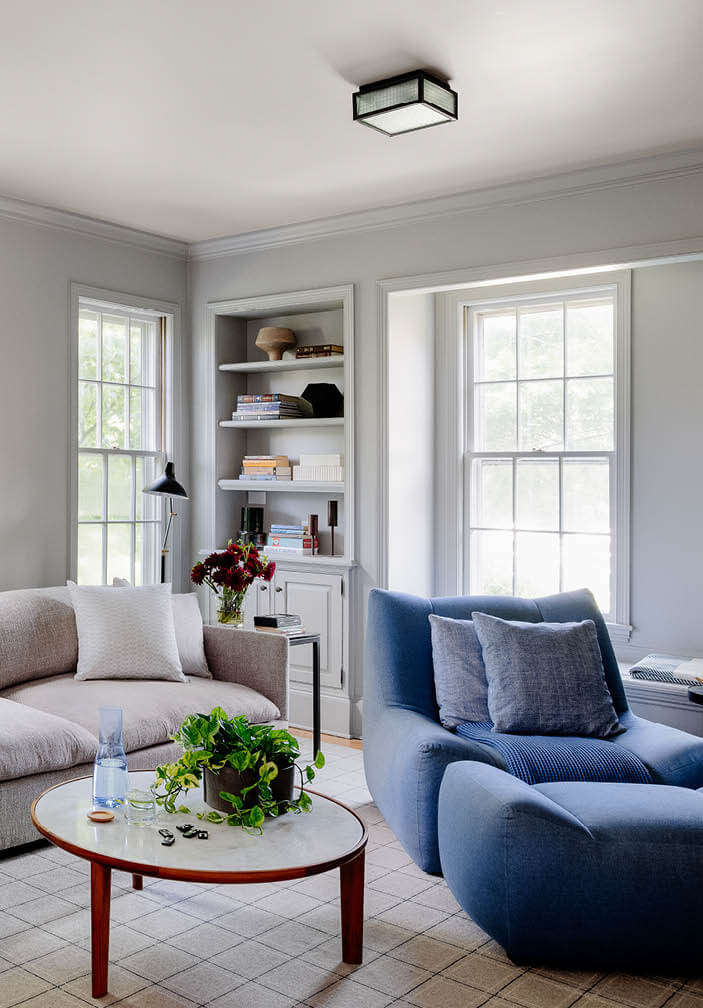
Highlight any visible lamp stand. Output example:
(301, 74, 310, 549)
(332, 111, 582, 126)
(160, 496, 177, 584)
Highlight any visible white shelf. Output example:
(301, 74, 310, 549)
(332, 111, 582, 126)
(219, 357, 343, 375)
(219, 417, 344, 430)
(219, 479, 344, 493)
(198, 549, 356, 569)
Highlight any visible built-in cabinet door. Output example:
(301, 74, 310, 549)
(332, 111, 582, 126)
(242, 578, 272, 628)
(273, 570, 343, 689)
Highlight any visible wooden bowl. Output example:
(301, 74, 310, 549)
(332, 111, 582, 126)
(255, 327, 296, 362)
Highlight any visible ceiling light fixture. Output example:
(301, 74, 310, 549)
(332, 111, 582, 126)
(352, 70, 458, 137)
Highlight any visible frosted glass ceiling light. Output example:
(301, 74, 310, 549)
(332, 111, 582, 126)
(352, 70, 458, 137)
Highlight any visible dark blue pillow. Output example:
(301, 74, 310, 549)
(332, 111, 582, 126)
(471, 611, 623, 738)
(428, 614, 490, 728)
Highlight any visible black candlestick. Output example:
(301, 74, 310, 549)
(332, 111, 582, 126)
(328, 500, 338, 556)
(309, 514, 319, 556)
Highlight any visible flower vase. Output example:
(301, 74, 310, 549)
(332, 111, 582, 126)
(217, 589, 245, 627)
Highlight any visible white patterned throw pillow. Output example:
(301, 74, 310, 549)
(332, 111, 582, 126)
(68, 582, 185, 682)
(112, 580, 210, 678)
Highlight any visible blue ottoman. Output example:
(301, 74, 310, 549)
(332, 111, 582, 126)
(438, 761, 703, 972)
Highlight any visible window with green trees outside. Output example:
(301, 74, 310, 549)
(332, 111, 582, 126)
(75, 304, 165, 585)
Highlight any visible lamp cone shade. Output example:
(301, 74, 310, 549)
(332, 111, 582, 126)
(142, 461, 189, 499)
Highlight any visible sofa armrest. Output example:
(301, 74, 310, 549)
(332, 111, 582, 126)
(363, 705, 505, 873)
(203, 626, 289, 721)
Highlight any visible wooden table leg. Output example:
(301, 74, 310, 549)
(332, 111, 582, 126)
(90, 862, 111, 998)
(132, 873, 143, 890)
(340, 850, 364, 964)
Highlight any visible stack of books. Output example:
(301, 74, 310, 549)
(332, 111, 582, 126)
(254, 614, 305, 636)
(231, 393, 312, 422)
(292, 453, 344, 482)
(266, 524, 318, 556)
(239, 456, 292, 481)
(296, 344, 343, 359)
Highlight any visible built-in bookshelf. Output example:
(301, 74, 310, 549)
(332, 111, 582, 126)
(219, 417, 343, 430)
(202, 285, 356, 737)
(206, 285, 354, 563)
(219, 357, 342, 375)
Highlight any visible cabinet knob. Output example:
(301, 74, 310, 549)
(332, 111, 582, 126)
(259, 584, 268, 592)
(275, 587, 283, 593)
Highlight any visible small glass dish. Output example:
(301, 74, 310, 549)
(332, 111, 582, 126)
(123, 788, 157, 826)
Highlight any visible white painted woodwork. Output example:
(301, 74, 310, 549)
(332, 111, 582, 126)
(272, 569, 344, 690)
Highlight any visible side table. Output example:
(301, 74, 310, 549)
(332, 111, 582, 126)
(289, 633, 321, 759)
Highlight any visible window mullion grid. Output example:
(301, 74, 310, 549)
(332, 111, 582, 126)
(561, 300, 567, 451)
(96, 312, 103, 451)
(468, 289, 617, 608)
(101, 453, 108, 584)
(131, 455, 136, 586)
(123, 369, 130, 453)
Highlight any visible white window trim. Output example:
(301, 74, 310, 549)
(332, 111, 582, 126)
(68, 284, 184, 587)
(435, 270, 631, 644)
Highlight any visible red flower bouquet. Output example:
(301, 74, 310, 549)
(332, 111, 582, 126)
(192, 540, 275, 625)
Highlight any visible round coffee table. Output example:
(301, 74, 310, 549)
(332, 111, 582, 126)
(32, 771, 367, 998)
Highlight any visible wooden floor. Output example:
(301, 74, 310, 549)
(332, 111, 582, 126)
(290, 727, 363, 750)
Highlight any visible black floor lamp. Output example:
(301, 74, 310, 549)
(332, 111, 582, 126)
(142, 461, 189, 583)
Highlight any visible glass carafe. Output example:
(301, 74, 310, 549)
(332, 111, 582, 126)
(92, 706, 128, 809)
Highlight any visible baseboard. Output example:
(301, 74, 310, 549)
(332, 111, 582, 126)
(288, 687, 353, 738)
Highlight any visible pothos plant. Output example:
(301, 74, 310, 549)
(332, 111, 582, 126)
(152, 708, 325, 833)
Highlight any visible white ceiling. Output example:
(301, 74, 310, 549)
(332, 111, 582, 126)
(1, 0, 702, 242)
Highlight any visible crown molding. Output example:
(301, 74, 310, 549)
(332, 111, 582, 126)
(0, 193, 188, 260)
(3, 147, 703, 264)
(188, 148, 703, 261)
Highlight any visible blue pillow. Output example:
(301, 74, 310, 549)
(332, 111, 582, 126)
(471, 611, 623, 738)
(428, 614, 490, 728)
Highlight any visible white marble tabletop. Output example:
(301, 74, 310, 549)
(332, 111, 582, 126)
(32, 771, 365, 880)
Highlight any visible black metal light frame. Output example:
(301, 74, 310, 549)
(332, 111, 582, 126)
(142, 461, 189, 583)
(352, 70, 458, 137)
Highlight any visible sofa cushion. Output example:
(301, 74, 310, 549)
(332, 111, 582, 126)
(172, 594, 211, 678)
(113, 581, 211, 678)
(428, 614, 489, 727)
(0, 587, 78, 690)
(0, 697, 97, 781)
(472, 611, 622, 738)
(438, 761, 703, 971)
(69, 582, 184, 682)
(2, 674, 280, 753)
(613, 711, 703, 788)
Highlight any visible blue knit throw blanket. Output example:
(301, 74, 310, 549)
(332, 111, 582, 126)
(456, 721, 652, 785)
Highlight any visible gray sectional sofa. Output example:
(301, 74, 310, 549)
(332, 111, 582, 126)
(0, 586, 289, 850)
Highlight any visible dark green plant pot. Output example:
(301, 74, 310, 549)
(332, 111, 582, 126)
(203, 763, 295, 815)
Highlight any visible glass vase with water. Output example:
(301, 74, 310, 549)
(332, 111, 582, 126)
(93, 706, 128, 809)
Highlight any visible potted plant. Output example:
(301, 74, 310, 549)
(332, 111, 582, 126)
(191, 540, 275, 626)
(152, 708, 325, 832)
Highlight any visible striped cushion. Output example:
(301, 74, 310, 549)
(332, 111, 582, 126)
(456, 721, 652, 785)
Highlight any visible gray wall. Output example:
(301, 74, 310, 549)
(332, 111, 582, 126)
(627, 260, 703, 659)
(387, 292, 435, 596)
(189, 171, 703, 699)
(0, 215, 187, 591)
(2, 166, 702, 684)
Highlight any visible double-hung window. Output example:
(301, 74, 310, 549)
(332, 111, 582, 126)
(75, 301, 166, 585)
(464, 276, 630, 632)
